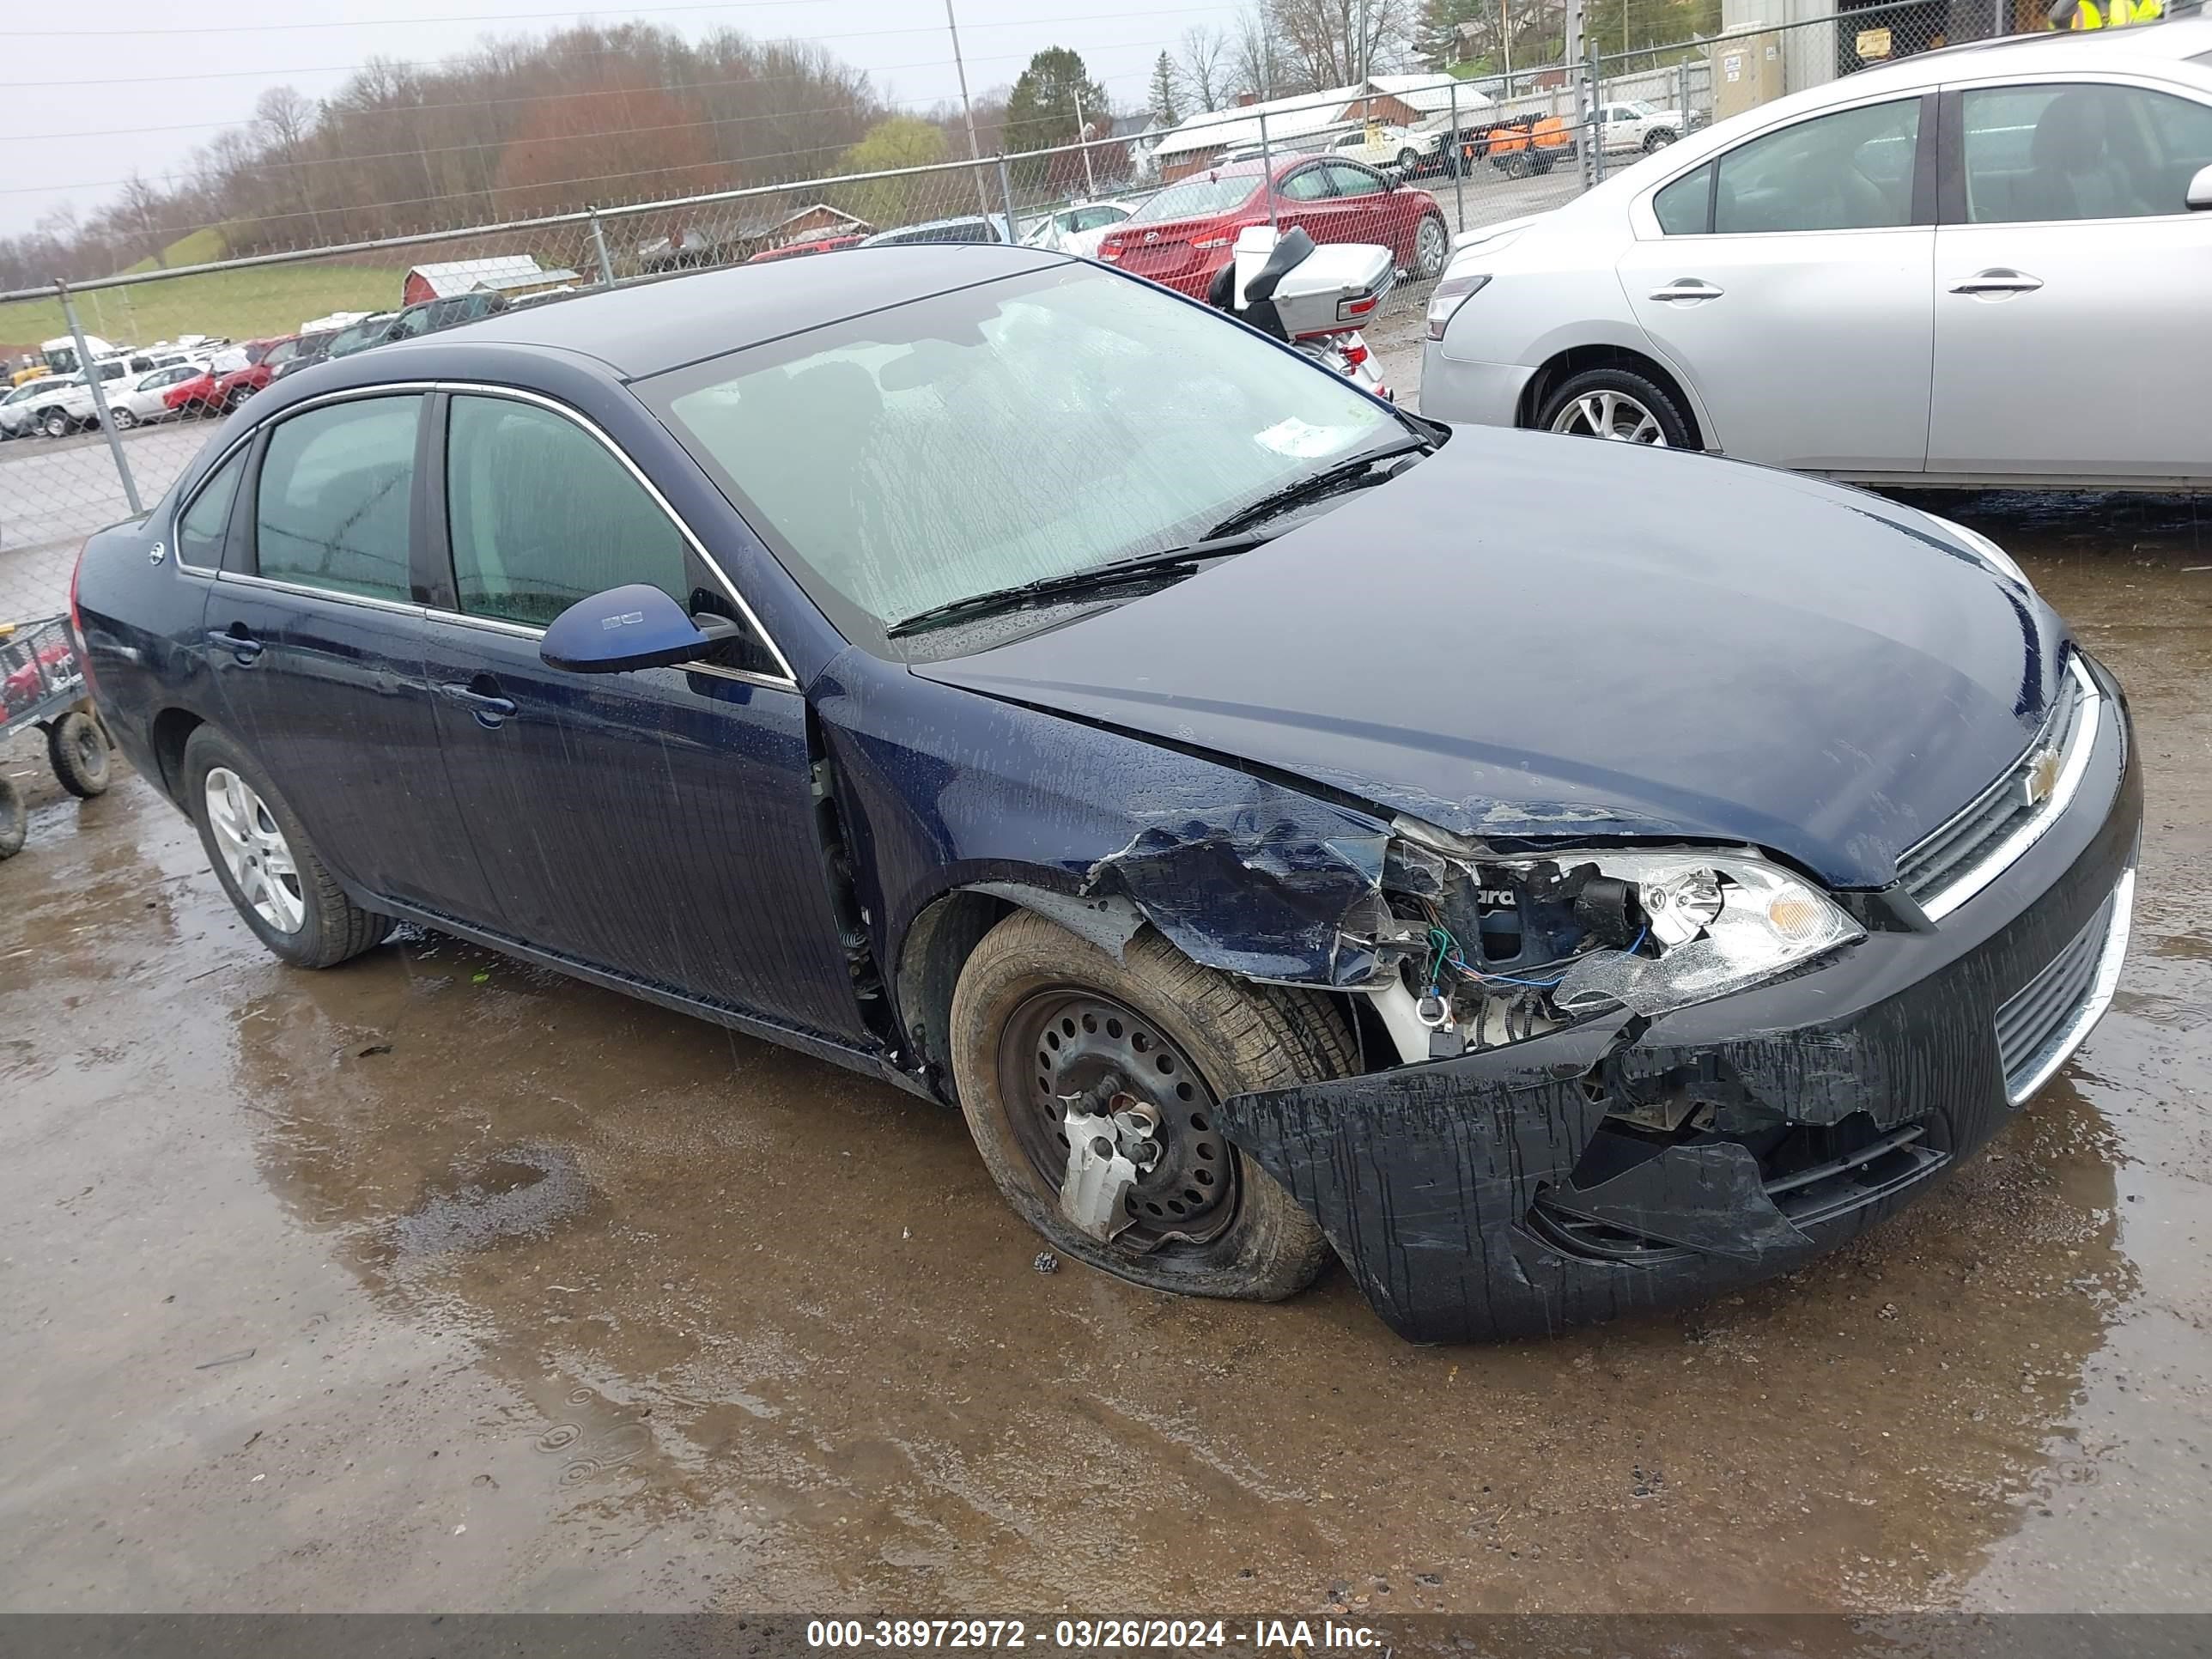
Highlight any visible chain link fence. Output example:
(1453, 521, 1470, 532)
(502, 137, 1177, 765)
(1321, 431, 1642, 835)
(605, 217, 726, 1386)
(0, 0, 2065, 631)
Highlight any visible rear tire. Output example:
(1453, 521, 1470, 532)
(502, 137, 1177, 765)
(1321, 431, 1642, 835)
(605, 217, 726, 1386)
(0, 775, 24, 859)
(1537, 365, 1695, 448)
(182, 726, 391, 969)
(47, 711, 111, 798)
(949, 909, 1352, 1303)
(1412, 213, 1449, 280)
(40, 410, 69, 439)
(1644, 127, 1676, 151)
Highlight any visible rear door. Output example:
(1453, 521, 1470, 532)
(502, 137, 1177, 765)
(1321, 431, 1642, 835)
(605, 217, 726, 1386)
(1619, 92, 1936, 473)
(203, 390, 495, 918)
(1927, 76, 2212, 481)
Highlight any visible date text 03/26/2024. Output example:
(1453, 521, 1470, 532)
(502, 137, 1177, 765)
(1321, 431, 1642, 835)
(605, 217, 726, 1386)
(805, 1619, 1387, 1650)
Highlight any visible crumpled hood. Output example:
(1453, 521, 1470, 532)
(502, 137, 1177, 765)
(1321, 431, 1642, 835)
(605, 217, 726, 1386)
(915, 426, 2064, 889)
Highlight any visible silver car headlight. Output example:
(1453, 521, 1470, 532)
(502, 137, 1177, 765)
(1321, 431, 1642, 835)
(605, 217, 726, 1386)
(1530, 850, 1864, 1017)
(1923, 512, 2031, 591)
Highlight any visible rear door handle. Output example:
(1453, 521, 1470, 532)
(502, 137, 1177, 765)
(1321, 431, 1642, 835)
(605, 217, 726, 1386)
(1949, 268, 2043, 295)
(206, 626, 263, 665)
(1650, 279, 1724, 301)
(438, 680, 519, 728)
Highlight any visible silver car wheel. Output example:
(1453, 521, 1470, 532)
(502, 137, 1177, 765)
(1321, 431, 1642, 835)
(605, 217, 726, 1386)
(1550, 390, 1668, 446)
(204, 766, 306, 934)
(1413, 216, 1448, 279)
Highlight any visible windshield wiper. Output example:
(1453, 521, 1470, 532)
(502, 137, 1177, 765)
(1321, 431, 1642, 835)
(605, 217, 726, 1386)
(885, 529, 1282, 639)
(1201, 431, 1434, 541)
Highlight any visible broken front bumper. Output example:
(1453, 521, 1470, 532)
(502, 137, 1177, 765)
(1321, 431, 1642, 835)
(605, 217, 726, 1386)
(1217, 665, 2142, 1345)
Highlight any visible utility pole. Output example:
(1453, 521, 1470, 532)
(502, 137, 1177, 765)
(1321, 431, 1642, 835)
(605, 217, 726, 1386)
(1073, 87, 1098, 198)
(1500, 0, 1514, 98)
(944, 0, 992, 217)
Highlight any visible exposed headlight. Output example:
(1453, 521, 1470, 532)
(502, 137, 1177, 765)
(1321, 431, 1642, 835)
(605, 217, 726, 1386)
(1923, 512, 2030, 591)
(1534, 851, 1863, 1017)
(1425, 267, 1492, 339)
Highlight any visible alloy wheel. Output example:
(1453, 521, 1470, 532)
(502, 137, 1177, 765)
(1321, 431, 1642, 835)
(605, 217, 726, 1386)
(995, 989, 1237, 1251)
(1550, 389, 1669, 445)
(204, 767, 307, 933)
(1414, 216, 1448, 279)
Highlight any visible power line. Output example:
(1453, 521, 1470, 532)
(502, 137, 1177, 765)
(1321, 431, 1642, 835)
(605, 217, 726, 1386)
(6, 0, 844, 37)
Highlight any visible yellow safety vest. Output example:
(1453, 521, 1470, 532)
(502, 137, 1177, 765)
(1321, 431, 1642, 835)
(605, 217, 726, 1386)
(2071, 0, 2163, 27)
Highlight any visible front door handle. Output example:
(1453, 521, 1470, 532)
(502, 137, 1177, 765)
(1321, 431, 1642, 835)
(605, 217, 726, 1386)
(1650, 278, 1724, 301)
(206, 625, 264, 665)
(1949, 268, 2043, 295)
(438, 679, 518, 729)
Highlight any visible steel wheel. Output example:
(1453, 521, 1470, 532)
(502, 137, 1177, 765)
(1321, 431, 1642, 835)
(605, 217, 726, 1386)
(203, 766, 306, 933)
(1550, 388, 1669, 445)
(41, 410, 69, 438)
(1413, 215, 1449, 279)
(995, 989, 1237, 1251)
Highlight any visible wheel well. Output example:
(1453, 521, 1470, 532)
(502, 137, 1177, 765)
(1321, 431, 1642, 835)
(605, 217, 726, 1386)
(895, 890, 1014, 1105)
(1517, 345, 1703, 449)
(149, 708, 205, 805)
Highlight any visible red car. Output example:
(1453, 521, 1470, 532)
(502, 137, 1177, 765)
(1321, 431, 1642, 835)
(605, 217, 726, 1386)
(210, 335, 302, 411)
(746, 234, 865, 264)
(1100, 155, 1451, 300)
(163, 367, 222, 420)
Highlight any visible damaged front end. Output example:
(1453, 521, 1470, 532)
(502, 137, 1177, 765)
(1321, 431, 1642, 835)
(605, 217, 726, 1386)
(1206, 730, 2141, 1342)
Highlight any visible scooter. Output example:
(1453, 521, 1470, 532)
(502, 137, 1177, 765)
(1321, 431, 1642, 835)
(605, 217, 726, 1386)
(1206, 226, 1395, 402)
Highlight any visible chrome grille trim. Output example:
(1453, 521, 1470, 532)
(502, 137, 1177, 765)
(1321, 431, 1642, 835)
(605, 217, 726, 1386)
(1901, 654, 2100, 921)
(1997, 867, 2134, 1107)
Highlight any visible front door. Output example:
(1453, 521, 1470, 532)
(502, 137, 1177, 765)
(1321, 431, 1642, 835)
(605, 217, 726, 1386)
(202, 392, 493, 918)
(1927, 79, 2212, 480)
(421, 389, 872, 1042)
(1620, 94, 1936, 473)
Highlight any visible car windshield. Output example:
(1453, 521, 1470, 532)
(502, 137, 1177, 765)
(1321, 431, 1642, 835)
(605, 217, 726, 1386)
(649, 263, 1398, 651)
(1124, 172, 1261, 223)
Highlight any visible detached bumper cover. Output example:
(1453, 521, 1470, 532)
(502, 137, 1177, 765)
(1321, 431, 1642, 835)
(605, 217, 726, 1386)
(1218, 663, 2142, 1343)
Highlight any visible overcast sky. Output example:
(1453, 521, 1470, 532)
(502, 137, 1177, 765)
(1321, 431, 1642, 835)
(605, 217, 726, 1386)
(1, 0, 1255, 237)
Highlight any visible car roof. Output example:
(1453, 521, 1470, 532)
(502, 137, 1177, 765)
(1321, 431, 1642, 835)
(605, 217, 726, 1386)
(382, 243, 1070, 379)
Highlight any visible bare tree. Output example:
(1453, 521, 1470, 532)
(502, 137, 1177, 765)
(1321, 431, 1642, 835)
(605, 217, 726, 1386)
(253, 85, 326, 241)
(113, 174, 169, 267)
(1231, 6, 1299, 96)
(1267, 0, 1419, 88)
(1177, 26, 1231, 112)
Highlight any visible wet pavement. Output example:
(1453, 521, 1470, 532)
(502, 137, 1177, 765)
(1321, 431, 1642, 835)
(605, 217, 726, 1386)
(2, 493, 2208, 1615)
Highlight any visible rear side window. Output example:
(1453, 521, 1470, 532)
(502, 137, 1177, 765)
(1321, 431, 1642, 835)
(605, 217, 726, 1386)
(1654, 161, 1715, 233)
(1324, 162, 1387, 198)
(1714, 98, 1922, 232)
(177, 448, 246, 569)
(1960, 82, 2212, 223)
(254, 396, 421, 602)
(1279, 167, 1337, 202)
(444, 395, 689, 627)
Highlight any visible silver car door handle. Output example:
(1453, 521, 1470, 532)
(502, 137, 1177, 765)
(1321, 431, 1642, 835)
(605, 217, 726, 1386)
(1650, 280, 1724, 301)
(1949, 268, 2043, 294)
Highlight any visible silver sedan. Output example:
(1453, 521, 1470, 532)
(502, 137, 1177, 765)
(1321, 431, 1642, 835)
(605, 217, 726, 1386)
(1422, 20, 2212, 489)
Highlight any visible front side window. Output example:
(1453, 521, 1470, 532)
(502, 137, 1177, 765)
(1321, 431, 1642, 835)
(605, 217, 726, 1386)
(1960, 82, 2212, 223)
(253, 396, 420, 602)
(444, 395, 689, 628)
(1714, 98, 1922, 233)
(177, 448, 247, 568)
(1324, 162, 1387, 198)
(651, 264, 1398, 650)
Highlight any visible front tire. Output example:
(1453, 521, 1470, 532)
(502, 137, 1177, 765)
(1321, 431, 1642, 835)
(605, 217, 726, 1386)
(948, 910, 1352, 1303)
(1537, 366, 1694, 447)
(1411, 213, 1449, 280)
(182, 726, 391, 969)
(47, 710, 111, 797)
(110, 407, 137, 430)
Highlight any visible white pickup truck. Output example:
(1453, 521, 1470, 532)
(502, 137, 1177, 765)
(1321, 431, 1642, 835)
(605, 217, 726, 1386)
(1593, 99, 1688, 154)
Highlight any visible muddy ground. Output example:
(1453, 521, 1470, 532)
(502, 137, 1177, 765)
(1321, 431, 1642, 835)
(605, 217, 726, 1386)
(3, 483, 2208, 1615)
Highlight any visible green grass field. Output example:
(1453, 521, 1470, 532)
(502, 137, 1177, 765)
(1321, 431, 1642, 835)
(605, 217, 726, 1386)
(2, 254, 408, 356)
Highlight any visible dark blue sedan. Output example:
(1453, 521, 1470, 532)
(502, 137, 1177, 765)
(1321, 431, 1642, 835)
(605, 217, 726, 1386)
(70, 246, 2140, 1341)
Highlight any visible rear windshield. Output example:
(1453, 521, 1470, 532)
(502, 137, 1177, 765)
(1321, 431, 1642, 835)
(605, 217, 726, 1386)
(1126, 173, 1262, 224)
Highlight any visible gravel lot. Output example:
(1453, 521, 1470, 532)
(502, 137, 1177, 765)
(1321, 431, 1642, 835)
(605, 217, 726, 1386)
(3, 340, 2208, 1617)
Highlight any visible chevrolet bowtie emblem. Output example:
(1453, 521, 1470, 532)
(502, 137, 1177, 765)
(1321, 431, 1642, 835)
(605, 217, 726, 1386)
(2022, 746, 2063, 807)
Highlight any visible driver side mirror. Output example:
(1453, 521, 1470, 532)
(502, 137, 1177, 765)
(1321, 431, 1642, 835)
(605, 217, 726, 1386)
(2189, 163, 2212, 212)
(541, 582, 735, 673)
